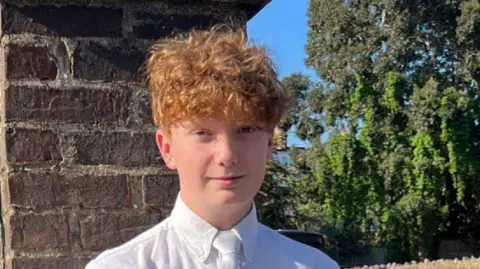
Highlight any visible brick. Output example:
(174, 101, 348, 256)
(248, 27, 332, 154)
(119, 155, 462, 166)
(80, 213, 158, 251)
(234, 3, 264, 19)
(6, 45, 57, 80)
(2, 3, 122, 37)
(73, 132, 161, 166)
(8, 172, 129, 209)
(144, 174, 179, 210)
(5, 86, 129, 124)
(73, 41, 145, 82)
(138, 95, 153, 125)
(133, 12, 220, 39)
(10, 257, 89, 269)
(5, 129, 62, 165)
(9, 214, 68, 249)
(129, 90, 153, 126)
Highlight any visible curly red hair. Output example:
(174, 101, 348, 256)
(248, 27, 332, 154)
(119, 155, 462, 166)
(146, 25, 288, 134)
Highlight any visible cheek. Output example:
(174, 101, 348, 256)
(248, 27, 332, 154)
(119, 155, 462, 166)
(173, 143, 212, 169)
(243, 139, 270, 165)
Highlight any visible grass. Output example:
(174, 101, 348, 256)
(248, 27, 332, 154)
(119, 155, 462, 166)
(399, 260, 480, 269)
(349, 259, 480, 269)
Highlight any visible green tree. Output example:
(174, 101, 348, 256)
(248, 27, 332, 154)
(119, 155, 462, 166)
(255, 160, 298, 230)
(286, 0, 480, 262)
(255, 125, 300, 230)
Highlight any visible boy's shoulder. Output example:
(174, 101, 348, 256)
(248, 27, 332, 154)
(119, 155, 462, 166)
(84, 216, 340, 269)
(257, 224, 340, 269)
(85, 216, 174, 269)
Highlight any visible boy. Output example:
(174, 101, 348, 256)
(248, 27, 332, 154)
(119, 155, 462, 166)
(86, 25, 340, 269)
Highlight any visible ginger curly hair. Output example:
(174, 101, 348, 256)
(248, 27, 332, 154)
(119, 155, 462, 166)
(146, 25, 288, 134)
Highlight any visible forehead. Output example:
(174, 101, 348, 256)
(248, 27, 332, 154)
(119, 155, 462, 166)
(175, 118, 252, 130)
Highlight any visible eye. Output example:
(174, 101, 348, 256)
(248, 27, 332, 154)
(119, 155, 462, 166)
(193, 130, 210, 136)
(238, 126, 257, 134)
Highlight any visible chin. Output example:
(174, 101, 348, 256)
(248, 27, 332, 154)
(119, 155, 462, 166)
(213, 190, 251, 207)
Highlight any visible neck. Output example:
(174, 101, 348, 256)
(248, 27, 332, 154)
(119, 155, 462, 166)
(180, 192, 252, 230)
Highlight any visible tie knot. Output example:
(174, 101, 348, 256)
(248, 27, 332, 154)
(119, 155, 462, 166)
(212, 231, 241, 254)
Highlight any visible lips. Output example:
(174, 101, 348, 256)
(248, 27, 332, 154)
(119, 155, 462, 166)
(209, 175, 244, 187)
(210, 176, 243, 181)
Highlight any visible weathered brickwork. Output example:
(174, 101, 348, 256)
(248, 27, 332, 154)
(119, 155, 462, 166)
(0, 1, 268, 268)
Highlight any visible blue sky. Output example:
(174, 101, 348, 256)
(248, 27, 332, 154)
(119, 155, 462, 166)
(247, 0, 314, 147)
(247, 0, 316, 79)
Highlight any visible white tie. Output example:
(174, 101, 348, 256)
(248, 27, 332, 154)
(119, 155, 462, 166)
(212, 231, 241, 269)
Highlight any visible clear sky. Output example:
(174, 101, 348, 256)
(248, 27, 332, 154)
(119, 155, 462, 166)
(247, 0, 317, 79)
(247, 0, 314, 147)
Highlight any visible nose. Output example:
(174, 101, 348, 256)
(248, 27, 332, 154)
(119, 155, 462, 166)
(214, 135, 239, 167)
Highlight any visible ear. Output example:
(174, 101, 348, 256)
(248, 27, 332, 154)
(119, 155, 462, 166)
(155, 129, 177, 170)
(266, 131, 274, 161)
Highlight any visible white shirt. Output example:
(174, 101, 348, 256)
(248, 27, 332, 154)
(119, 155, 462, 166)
(85, 195, 340, 269)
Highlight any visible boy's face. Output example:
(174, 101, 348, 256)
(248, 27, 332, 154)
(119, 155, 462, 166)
(156, 118, 273, 210)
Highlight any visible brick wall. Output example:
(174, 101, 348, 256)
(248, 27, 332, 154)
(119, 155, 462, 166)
(0, 1, 269, 268)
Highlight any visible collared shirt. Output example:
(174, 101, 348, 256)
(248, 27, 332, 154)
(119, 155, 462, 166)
(85, 195, 340, 269)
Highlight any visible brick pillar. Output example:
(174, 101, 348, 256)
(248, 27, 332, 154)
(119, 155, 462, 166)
(0, 1, 269, 268)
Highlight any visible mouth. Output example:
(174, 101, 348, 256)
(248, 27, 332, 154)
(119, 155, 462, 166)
(210, 175, 244, 181)
(209, 175, 244, 187)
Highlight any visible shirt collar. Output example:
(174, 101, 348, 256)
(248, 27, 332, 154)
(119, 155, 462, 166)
(170, 194, 258, 263)
(231, 202, 258, 262)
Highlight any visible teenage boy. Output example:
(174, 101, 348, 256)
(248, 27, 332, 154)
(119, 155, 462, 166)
(86, 26, 340, 269)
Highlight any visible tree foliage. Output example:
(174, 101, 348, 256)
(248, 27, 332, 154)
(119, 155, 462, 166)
(255, 160, 298, 230)
(285, 0, 480, 262)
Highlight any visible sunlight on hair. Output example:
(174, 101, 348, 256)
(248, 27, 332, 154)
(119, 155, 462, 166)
(146, 24, 289, 133)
